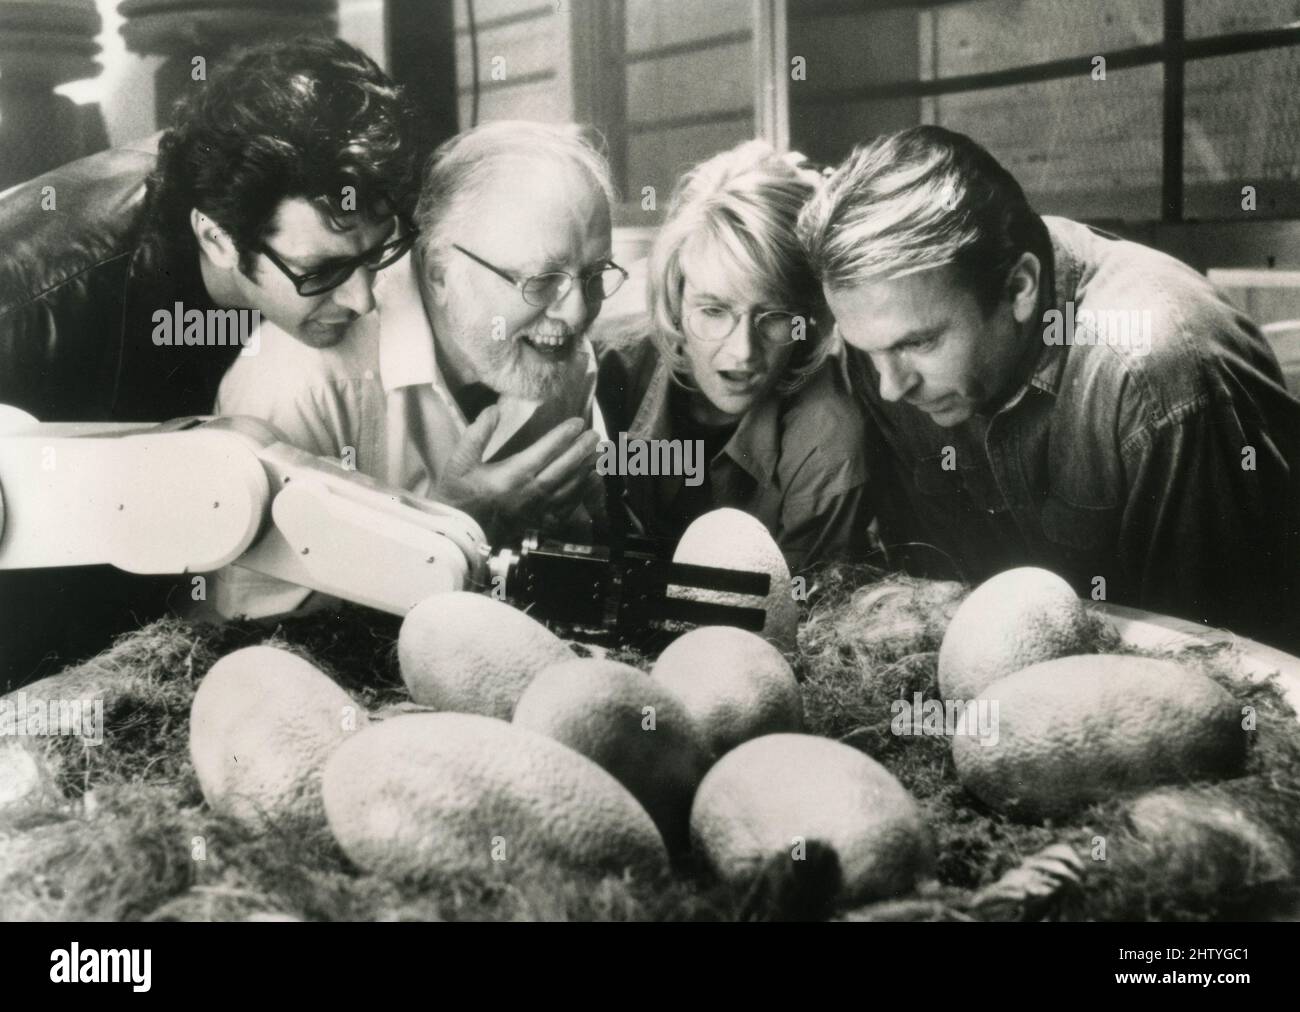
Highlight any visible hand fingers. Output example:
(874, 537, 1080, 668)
(489, 417, 589, 484)
(530, 428, 600, 495)
(540, 461, 595, 512)
(447, 404, 501, 471)
(557, 464, 607, 517)
(512, 429, 599, 521)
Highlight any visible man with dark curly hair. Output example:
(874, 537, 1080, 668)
(209, 120, 620, 618)
(0, 34, 421, 424)
(0, 35, 422, 682)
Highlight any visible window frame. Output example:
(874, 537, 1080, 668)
(779, 0, 1300, 224)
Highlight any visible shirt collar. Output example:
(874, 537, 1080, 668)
(371, 251, 597, 463)
(630, 356, 778, 486)
(727, 395, 779, 485)
(1031, 216, 1084, 396)
(375, 251, 440, 394)
(995, 217, 1077, 410)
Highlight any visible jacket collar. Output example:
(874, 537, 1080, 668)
(994, 216, 1080, 412)
(628, 355, 778, 486)
(375, 252, 440, 395)
(1030, 216, 1086, 397)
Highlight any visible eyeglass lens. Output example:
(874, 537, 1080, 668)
(521, 267, 626, 307)
(298, 234, 413, 296)
(688, 307, 799, 344)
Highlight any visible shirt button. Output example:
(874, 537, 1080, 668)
(363, 369, 375, 380)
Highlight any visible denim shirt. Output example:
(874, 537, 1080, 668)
(596, 328, 871, 573)
(857, 216, 1300, 648)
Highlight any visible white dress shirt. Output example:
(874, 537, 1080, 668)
(208, 252, 601, 618)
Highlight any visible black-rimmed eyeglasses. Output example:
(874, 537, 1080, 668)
(452, 243, 628, 307)
(259, 221, 419, 297)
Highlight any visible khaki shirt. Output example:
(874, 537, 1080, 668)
(859, 216, 1300, 648)
(595, 328, 870, 573)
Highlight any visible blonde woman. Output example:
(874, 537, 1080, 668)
(595, 141, 869, 572)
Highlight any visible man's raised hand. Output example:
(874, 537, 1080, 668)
(432, 407, 600, 540)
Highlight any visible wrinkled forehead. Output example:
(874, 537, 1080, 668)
(453, 156, 611, 266)
(825, 265, 971, 347)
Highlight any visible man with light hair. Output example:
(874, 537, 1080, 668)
(211, 121, 626, 617)
(799, 125, 1300, 648)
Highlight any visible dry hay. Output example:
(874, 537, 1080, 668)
(796, 567, 1300, 921)
(2, 570, 1299, 921)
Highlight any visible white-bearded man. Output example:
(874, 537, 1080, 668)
(211, 121, 626, 618)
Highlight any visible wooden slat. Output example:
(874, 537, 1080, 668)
(627, 108, 754, 135)
(1182, 48, 1300, 220)
(1207, 268, 1300, 288)
(457, 70, 557, 96)
(754, 0, 789, 150)
(933, 0, 1162, 78)
(625, 114, 753, 209)
(1184, 182, 1300, 221)
(452, 0, 554, 33)
(788, 95, 922, 167)
(626, 29, 752, 64)
(1186, 0, 1300, 37)
(624, 0, 751, 52)
(454, 13, 561, 89)
(568, 0, 627, 190)
(626, 39, 753, 123)
(932, 64, 1164, 221)
(787, 0, 966, 20)
(787, 7, 919, 94)
(1144, 219, 1300, 271)
(457, 78, 568, 126)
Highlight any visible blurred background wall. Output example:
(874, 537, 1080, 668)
(0, 0, 395, 189)
(2, 0, 1298, 381)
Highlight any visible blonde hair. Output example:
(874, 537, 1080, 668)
(415, 120, 617, 272)
(648, 140, 833, 395)
(798, 126, 1051, 314)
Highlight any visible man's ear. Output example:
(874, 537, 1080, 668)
(190, 209, 240, 270)
(419, 246, 451, 306)
(1007, 251, 1042, 325)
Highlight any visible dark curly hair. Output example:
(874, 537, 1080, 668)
(140, 35, 422, 277)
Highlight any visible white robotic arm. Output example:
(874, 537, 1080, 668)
(0, 406, 769, 633)
(0, 410, 490, 616)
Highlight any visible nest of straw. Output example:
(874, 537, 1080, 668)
(2, 566, 1298, 921)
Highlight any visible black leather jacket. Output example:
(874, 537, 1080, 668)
(0, 137, 239, 688)
(0, 134, 238, 423)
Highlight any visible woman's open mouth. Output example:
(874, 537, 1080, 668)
(717, 370, 761, 394)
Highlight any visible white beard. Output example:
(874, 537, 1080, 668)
(483, 335, 578, 401)
(446, 304, 581, 401)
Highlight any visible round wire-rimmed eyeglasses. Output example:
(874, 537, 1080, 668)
(453, 243, 629, 307)
(680, 304, 810, 345)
